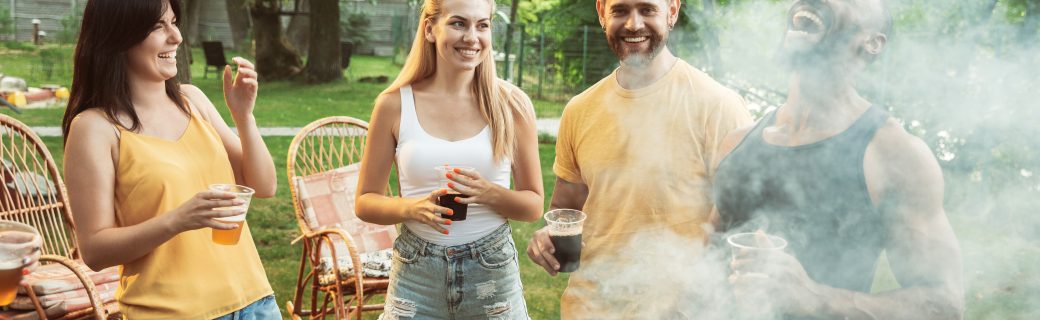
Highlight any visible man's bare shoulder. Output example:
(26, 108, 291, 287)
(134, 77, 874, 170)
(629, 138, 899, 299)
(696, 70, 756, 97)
(870, 119, 938, 169)
(866, 118, 944, 201)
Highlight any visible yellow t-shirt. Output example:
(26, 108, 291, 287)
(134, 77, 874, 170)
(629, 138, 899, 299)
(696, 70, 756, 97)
(553, 60, 751, 318)
(111, 109, 273, 319)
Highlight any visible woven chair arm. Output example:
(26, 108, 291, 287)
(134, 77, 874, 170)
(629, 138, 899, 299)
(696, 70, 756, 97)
(37, 255, 108, 319)
(307, 228, 366, 318)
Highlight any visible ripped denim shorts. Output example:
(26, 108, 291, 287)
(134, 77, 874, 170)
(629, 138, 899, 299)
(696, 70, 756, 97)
(379, 223, 529, 320)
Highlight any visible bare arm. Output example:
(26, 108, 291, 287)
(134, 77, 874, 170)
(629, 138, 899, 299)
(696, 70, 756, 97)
(524, 176, 589, 276)
(354, 92, 452, 233)
(804, 128, 963, 319)
(183, 57, 277, 198)
(549, 177, 589, 211)
(65, 112, 242, 271)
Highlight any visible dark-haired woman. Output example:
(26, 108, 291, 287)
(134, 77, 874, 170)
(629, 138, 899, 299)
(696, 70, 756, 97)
(61, 0, 279, 318)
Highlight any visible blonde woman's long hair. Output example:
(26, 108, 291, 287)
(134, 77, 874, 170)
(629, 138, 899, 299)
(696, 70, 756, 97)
(384, 0, 526, 163)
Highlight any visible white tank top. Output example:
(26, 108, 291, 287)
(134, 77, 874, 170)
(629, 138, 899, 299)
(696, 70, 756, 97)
(395, 85, 511, 246)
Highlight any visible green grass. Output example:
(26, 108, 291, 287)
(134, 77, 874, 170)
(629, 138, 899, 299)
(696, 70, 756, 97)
(0, 44, 565, 126)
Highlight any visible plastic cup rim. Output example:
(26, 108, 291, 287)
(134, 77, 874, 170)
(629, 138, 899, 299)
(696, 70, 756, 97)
(726, 232, 788, 251)
(434, 165, 476, 172)
(209, 183, 255, 196)
(544, 209, 587, 225)
(0, 220, 39, 266)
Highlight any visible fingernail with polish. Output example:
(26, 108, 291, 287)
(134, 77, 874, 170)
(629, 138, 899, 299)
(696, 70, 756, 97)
(446, 209, 454, 215)
(453, 168, 461, 173)
(454, 197, 461, 203)
(444, 220, 452, 225)
(447, 182, 454, 188)
(22, 268, 29, 275)
(441, 229, 449, 235)
(446, 173, 453, 179)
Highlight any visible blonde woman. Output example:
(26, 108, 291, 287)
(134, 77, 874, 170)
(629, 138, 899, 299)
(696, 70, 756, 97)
(355, 0, 543, 318)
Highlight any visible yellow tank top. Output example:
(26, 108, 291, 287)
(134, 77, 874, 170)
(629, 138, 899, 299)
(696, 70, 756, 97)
(112, 106, 272, 319)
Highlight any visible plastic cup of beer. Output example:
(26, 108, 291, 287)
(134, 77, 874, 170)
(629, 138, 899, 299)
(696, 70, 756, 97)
(209, 184, 254, 245)
(544, 209, 587, 273)
(434, 165, 475, 221)
(0, 220, 40, 306)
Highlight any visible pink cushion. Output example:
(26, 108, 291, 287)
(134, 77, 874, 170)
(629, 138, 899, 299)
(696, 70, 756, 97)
(8, 282, 117, 310)
(17, 263, 119, 296)
(292, 163, 398, 254)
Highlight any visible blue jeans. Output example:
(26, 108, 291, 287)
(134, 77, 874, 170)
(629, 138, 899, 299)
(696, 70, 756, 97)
(380, 223, 529, 320)
(214, 295, 281, 320)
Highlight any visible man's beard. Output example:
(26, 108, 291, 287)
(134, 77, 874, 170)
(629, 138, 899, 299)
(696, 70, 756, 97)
(608, 30, 665, 67)
(777, 26, 858, 73)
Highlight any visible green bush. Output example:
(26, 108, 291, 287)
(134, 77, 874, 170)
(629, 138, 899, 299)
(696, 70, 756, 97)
(2, 41, 36, 51)
(341, 13, 372, 49)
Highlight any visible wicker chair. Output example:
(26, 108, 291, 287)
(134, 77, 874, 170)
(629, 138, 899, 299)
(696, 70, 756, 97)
(0, 114, 115, 319)
(286, 116, 395, 320)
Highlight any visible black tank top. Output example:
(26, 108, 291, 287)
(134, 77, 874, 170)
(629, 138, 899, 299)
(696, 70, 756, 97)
(714, 106, 889, 293)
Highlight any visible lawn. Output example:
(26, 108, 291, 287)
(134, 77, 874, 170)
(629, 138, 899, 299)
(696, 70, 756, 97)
(6, 44, 1037, 319)
(0, 45, 566, 126)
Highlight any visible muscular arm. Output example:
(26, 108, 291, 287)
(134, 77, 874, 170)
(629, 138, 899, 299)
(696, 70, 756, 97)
(801, 125, 964, 319)
(549, 177, 588, 211)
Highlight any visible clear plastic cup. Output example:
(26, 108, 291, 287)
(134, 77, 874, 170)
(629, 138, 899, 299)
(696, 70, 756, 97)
(209, 184, 254, 245)
(544, 209, 587, 273)
(0, 221, 39, 305)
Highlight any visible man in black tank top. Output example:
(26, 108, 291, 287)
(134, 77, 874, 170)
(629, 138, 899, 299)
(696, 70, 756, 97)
(713, 0, 963, 319)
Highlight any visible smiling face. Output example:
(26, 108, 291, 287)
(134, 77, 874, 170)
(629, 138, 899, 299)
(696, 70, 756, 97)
(425, 0, 493, 72)
(126, 4, 181, 83)
(598, 0, 677, 67)
(779, 0, 889, 71)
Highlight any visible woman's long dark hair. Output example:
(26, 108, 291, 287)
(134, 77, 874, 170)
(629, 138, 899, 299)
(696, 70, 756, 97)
(61, 0, 187, 144)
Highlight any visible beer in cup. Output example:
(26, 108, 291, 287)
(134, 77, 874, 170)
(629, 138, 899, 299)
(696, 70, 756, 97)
(209, 184, 254, 245)
(0, 221, 40, 305)
(544, 209, 587, 273)
(435, 165, 474, 221)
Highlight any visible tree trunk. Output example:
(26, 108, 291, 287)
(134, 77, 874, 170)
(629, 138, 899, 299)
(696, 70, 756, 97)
(182, 0, 202, 45)
(287, 0, 310, 54)
(250, 0, 302, 81)
(225, 0, 252, 51)
(301, 0, 341, 83)
(499, 0, 520, 82)
(175, 0, 198, 84)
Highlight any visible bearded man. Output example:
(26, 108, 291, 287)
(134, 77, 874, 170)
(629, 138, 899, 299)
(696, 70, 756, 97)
(525, 0, 752, 318)
(713, 0, 964, 318)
